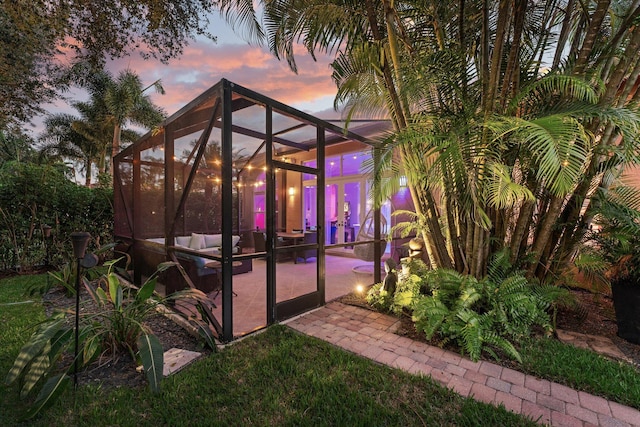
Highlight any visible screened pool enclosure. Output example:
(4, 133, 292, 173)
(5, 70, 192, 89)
(113, 79, 399, 342)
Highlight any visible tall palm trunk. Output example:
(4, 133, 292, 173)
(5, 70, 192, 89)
(85, 158, 92, 187)
(485, 0, 512, 116)
(499, 0, 527, 109)
(527, 195, 564, 277)
(111, 122, 121, 176)
(573, 0, 611, 76)
(552, 0, 576, 69)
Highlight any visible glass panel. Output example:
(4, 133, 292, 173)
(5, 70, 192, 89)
(182, 127, 223, 235)
(172, 128, 204, 236)
(209, 255, 267, 338)
(325, 156, 340, 178)
(114, 154, 133, 237)
(343, 181, 360, 246)
(274, 169, 317, 300)
(236, 115, 267, 247)
(253, 194, 265, 230)
(242, 169, 266, 251)
(325, 184, 338, 244)
(361, 180, 391, 255)
(272, 108, 317, 145)
(342, 151, 371, 175)
(303, 184, 317, 231)
(139, 146, 165, 238)
(275, 256, 318, 302)
(302, 159, 317, 180)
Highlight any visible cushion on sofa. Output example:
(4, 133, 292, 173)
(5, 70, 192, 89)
(175, 236, 191, 247)
(204, 234, 222, 248)
(189, 233, 205, 250)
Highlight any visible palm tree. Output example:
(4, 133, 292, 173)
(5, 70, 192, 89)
(81, 68, 166, 176)
(40, 112, 102, 187)
(39, 98, 140, 186)
(257, 0, 640, 282)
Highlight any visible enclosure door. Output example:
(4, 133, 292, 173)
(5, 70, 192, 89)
(324, 180, 363, 249)
(273, 165, 322, 321)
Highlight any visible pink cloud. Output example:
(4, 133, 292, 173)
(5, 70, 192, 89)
(107, 41, 339, 117)
(32, 36, 342, 137)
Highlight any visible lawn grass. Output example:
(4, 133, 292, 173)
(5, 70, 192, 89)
(520, 337, 640, 409)
(0, 274, 533, 426)
(42, 326, 533, 426)
(0, 274, 48, 425)
(2, 274, 640, 425)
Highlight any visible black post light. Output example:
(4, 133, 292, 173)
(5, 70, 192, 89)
(70, 232, 91, 389)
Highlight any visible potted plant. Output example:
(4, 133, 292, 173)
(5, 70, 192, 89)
(586, 193, 640, 345)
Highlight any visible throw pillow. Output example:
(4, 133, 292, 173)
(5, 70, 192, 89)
(189, 233, 205, 250)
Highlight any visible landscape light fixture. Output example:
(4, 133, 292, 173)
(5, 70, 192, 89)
(70, 231, 91, 389)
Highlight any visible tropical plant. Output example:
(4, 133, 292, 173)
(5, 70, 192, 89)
(101, 69, 166, 174)
(38, 96, 139, 186)
(5, 259, 214, 419)
(409, 251, 561, 363)
(258, 0, 640, 284)
(578, 183, 640, 343)
(367, 256, 429, 313)
(581, 185, 640, 285)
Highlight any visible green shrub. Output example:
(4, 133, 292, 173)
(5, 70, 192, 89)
(410, 264, 557, 363)
(366, 257, 429, 313)
(0, 161, 113, 272)
(376, 251, 569, 363)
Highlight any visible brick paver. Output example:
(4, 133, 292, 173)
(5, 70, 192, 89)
(284, 302, 640, 426)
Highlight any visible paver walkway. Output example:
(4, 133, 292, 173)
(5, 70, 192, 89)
(284, 302, 640, 427)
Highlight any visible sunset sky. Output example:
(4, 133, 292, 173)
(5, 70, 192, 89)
(32, 14, 341, 136)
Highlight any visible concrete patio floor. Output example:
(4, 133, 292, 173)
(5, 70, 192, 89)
(203, 254, 375, 338)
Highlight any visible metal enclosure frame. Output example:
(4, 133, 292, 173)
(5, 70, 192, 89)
(113, 79, 386, 342)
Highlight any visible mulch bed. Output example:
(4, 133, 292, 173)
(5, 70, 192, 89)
(339, 287, 640, 368)
(41, 285, 211, 390)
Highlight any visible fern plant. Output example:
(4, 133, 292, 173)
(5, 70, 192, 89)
(411, 252, 560, 363)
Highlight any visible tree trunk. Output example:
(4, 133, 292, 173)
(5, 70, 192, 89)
(480, 0, 490, 110)
(424, 188, 454, 269)
(600, 25, 640, 106)
(445, 193, 465, 272)
(499, 0, 527, 109)
(573, 0, 611, 76)
(485, 0, 512, 115)
(509, 199, 535, 263)
(85, 159, 92, 187)
(527, 196, 565, 277)
(111, 122, 121, 177)
(594, 2, 640, 72)
(552, 0, 576, 69)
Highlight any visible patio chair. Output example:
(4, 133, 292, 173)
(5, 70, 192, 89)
(253, 231, 266, 253)
(353, 209, 388, 262)
(295, 231, 317, 264)
(253, 231, 292, 262)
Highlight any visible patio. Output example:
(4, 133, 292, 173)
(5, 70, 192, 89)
(113, 78, 401, 341)
(183, 254, 375, 338)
